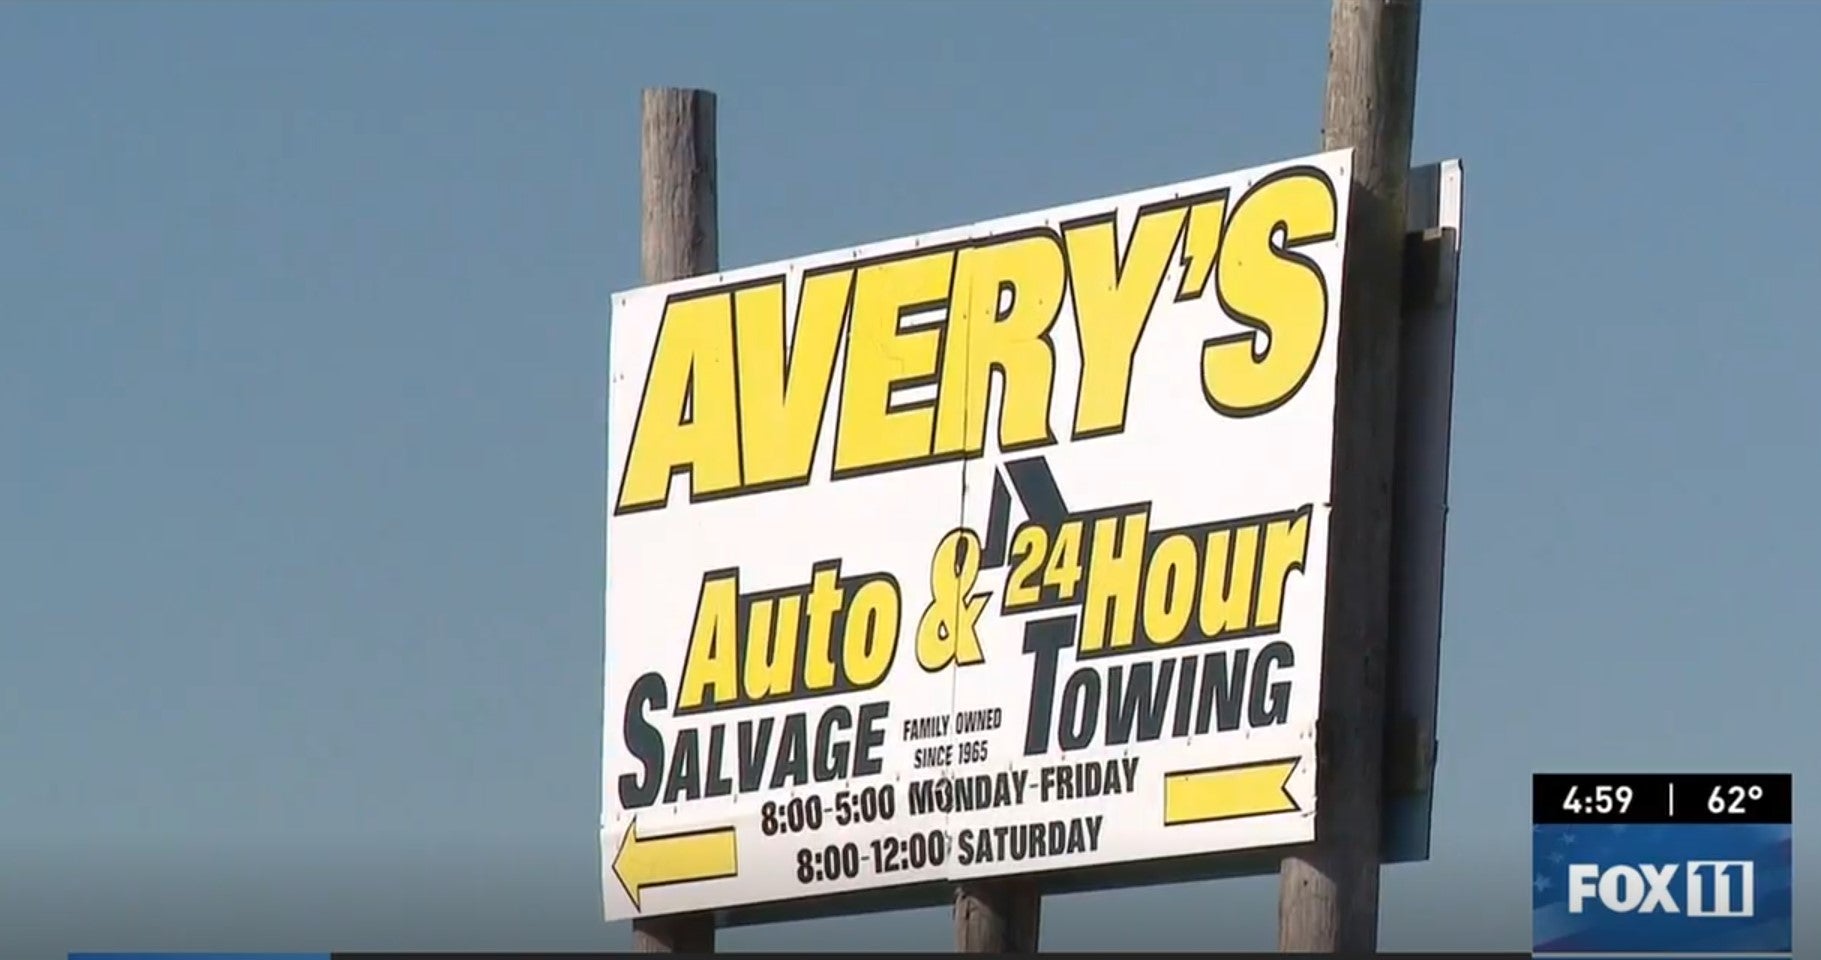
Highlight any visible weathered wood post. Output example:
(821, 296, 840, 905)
(1277, 0, 1423, 952)
(955, 877, 1041, 952)
(631, 84, 720, 955)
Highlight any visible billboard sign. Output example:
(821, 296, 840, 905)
(603, 149, 1356, 921)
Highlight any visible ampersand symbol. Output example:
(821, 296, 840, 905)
(916, 527, 989, 671)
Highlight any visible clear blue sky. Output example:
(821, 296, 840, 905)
(3, 1, 1817, 955)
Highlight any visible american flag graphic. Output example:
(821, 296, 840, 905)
(1532, 822, 1791, 956)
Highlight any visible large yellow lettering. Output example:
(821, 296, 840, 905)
(677, 572, 740, 711)
(1197, 526, 1260, 639)
(1253, 508, 1311, 631)
(615, 294, 743, 513)
(676, 561, 905, 714)
(934, 233, 1064, 457)
(832, 251, 953, 476)
(733, 271, 852, 490)
(842, 578, 900, 687)
(1203, 169, 1337, 416)
(1175, 196, 1227, 301)
(1078, 508, 1150, 655)
(1064, 203, 1196, 439)
(802, 564, 845, 690)
(741, 594, 801, 701)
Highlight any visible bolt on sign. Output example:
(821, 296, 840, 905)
(603, 148, 1353, 922)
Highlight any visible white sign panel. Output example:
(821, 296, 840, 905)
(603, 149, 1353, 921)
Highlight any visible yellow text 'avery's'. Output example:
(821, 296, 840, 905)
(615, 167, 1339, 515)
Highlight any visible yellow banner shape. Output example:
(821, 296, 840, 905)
(612, 818, 740, 910)
(1162, 758, 1301, 826)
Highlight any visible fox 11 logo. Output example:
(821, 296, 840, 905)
(1532, 773, 1792, 957)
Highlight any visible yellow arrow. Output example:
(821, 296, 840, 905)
(1162, 758, 1301, 825)
(612, 818, 739, 910)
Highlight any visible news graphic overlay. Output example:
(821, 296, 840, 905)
(602, 150, 1353, 921)
(1532, 773, 1792, 957)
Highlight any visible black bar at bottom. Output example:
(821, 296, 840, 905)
(334, 954, 1532, 959)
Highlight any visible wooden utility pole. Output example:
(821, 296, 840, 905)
(1278, 0, 1422, 953)
(632, 85, 719, 954)
(955, 878, 1041, 952)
